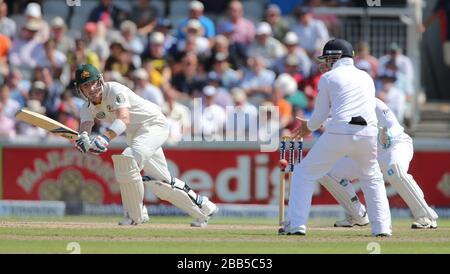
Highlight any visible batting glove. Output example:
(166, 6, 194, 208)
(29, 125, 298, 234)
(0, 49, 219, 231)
(75, 131, 90, 153)
(89, 135, 110, 154)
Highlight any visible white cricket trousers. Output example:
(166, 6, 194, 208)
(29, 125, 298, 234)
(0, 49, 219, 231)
(329, 133, 413, 180)
(122, 122, 172, 182)
(287, 130, 392, 235)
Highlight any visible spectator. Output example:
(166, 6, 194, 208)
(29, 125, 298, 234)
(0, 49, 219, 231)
(0, 1, 16, 39)
(210, 52, 240, 91)
(226, 87, 258, 140)
(291, 6, 329, 58)
(129, 0, 160, 35)
(307, 0, 340, 36)
(171, 52, 206, 98)
(132, 68, 164, 105)
(27, 81, 47, 112)
(274, 32, 312, 78)
(281, 54, 305, 87)
(247, 22, 286, 69)
(240, 56, 276, 104)
(88, 0, 128, 29)
(0, 101, 15, 139)
(16, 99, 47, 138)
(258, 101, 279, 142)
(84, 22, 110, 68)
(36, 39, 67, 81)
(162, 86, 192, 144)
(5, 69, 30, 108)
(0, 33, 10, 77)
(141, 32, 171, 87)
(275, 73, 308, 111)
(377, 74, 406, 124)
(120, 20, 144, 68)
(383, 58, 414, 98)
(200, 0, 230, 15)
(355, 41, 379, 79)
(271, 78, 293, 128)
(56, 102, 79, 132)
(154, 18, 177, 52)
(176, 1, 215, 40)
(33, 68, 64, 119)
(0, 84, 19, 119)
(193, 85, 226, 140)
(8, 20, 44, 76)
(67, 38, 101, 76)
(269, 0, 304, 15)
(217, 23, 248, 69)
(59, 89, 83, 118)
(22, 2, 49, 43)
(218, 0, 256, 46)
(176, 19, 211, 57)
(104, 40, 136, 78)
(50, 16, 75, 56)
(142, 59, 164, 89)
(422, 0, 450, 66)
(263, 4, 289, 42)
(378, 42, 414, 82)
(205, 71, 233, 108)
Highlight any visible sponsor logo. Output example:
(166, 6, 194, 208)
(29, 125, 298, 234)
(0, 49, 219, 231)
(80, 71, 91, 79)
(96, 111, 106, 119)
(115, 94, 125, 105)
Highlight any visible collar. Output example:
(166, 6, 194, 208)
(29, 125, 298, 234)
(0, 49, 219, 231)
(332, 58, 354, 69)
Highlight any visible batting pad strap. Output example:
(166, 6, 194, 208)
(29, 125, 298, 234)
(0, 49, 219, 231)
(108, 119, 127, 136)
(112, 155, 145, 223)
(171, 177, 204, 206)
(147, 180, 206, 220)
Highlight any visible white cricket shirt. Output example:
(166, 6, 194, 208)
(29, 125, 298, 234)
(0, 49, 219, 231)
(308, 58, 378, 134)
(80, 81, 167, 135)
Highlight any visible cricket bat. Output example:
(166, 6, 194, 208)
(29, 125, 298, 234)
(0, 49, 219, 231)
(15, 109, 80, 140)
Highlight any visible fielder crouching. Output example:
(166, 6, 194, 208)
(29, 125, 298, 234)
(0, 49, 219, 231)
(319, 98, 438, 229)
(73, 64, 218, 227)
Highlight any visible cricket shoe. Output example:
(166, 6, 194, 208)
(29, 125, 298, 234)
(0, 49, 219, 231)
(334, 212, 369, 227)
(278, 224, 306, 236)
(375, 233, 392, 237)
(118, 214, 150, 226)
(411, 217, 437, 229)
(191, 197, 219, 228)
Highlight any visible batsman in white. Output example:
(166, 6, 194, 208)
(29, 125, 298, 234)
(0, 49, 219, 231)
(280, 39, 391, 236)
(73, 64, 218, 226)
(319, 98, 438, 229)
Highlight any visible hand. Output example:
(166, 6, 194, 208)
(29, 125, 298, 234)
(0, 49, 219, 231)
(378, 127, 392, 149)
(89, 135, 110, 154)
(75, 131, 90, 153)
(291, 116, 312, 139)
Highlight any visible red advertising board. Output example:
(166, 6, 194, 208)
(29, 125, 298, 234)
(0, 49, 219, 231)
(2, 147, 450, 207)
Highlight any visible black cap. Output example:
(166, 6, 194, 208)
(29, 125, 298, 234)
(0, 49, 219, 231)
(318, 39, 354, 60)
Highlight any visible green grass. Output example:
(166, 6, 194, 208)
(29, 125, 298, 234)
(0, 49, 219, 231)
(0, 216, 449, 254)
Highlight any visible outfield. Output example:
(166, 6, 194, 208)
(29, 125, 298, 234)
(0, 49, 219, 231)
(0, 216, 449, 254)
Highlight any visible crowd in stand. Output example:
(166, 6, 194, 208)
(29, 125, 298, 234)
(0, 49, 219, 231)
(0, 0, 415, 143)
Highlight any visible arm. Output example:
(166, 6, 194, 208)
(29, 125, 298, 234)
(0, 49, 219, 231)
(291, 78, 330, 139)
(87, 107, 129, 154)
(79, 121, 94, 135)
(307, 77, 330, 131)
(102, 107, 130, 141)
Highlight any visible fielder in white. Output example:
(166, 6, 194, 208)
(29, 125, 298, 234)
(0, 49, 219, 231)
(73, 64, 218, 226)
(280, 39, 392, 236)
(319, 98, 438, 229)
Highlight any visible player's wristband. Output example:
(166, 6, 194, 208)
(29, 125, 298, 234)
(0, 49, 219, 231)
(108, 119, 127, 136)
